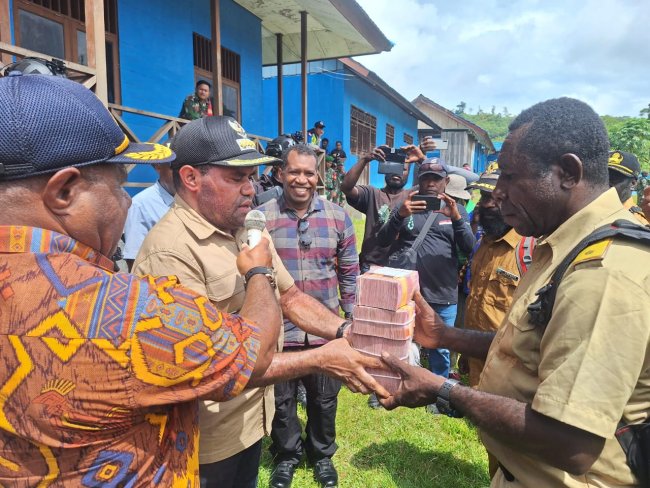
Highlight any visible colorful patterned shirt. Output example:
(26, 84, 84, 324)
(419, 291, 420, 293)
(0, 226, 259, 487)
(257, 195, 359, 347)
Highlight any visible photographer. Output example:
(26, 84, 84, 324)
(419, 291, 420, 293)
(341, 145, 425, 273)
(376, 160, 476, 396)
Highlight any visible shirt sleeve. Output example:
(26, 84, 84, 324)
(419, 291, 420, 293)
(452, 206, 477, 255)
(531, 265, 650, 438)
(347, 185, 372, 212)
(127, 274, 261, 408)
(336, 211, 360, 313)
(122, 202, 150, 260)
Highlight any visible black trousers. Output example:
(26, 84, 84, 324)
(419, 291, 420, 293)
(270, 365, 341, 466)
(199, 439, 262, 488)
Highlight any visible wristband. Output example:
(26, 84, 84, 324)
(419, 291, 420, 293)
(244, 266, 276, 290)
(436, 378, 464, 418)
(336, 320, 352, 339)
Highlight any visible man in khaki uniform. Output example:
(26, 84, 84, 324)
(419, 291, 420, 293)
(608, 150, 649, 226)
(464, 169, 527, 388)
(379, 97, 650, 487)
(133, 116, 386, 488)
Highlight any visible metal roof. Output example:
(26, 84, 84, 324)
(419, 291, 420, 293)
(233, 0, 393, 65)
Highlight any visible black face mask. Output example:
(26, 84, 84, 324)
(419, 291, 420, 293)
(478, 205, 511, 238)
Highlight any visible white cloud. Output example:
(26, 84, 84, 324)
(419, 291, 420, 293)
(354, 0, 650, 116)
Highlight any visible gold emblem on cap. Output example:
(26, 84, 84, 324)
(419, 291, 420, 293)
(485, 161, 499, 174)
(228, 119, 247, 138)
(236, 139, 257, 151)
(608, 151, 623, 166)
(124, 143, 173, 161)
(115, 135, 130, 155)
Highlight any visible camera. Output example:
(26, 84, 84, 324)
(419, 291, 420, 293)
(378, 161, 405, 175)
(411, 195, 446, 212)
(380, 146, 407, 163)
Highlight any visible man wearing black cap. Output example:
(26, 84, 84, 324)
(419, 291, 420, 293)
(607, 150, 649, 225)
(0, 74, 282, 486)
(377, 159, 476, 386)
(308, 120, 325, 146)
(133, 116, 386, 488)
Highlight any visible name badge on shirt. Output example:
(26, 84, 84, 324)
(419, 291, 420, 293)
(496, 267, 519, 282)
(439, 219, 452, 225)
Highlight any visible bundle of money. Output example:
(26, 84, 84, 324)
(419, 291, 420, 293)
(355, 267, 419, 311)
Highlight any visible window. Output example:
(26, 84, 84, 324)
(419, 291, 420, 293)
(14, 0, 121, 103)
(403, 133, 414, 145)
(386, 123, 395, 147)
(350, 105, 376, 155)
(192, 32, 242, 121)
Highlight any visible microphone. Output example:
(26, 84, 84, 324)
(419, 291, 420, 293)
(244, 210, 266, 248)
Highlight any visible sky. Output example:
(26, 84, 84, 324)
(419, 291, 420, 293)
(353, 0, 650, 117)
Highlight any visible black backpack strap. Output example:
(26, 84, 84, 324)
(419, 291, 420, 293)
(527, 219, 650, 329)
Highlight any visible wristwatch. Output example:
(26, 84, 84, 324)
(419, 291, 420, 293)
(436, 378, 464, 418)
(244, 266, 276, 289)
(335, 320, 352, 339)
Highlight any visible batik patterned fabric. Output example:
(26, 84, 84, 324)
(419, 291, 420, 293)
(0, 226, 259, 487)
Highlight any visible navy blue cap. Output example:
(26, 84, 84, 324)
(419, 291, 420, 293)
(0, 73, 175, 181)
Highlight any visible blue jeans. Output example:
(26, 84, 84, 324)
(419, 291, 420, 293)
(424, 303, 457, 378)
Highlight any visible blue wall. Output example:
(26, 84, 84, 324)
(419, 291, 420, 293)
(262, 66, 419, 188)
(117, 0, 263, 188)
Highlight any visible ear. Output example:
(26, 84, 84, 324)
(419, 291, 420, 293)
(557, 153, 583, 189)
(445, 176, 450, 185)
(178, 165, 202, 193)
(42, 167, 84, 216)
(277, 166, 286, 183)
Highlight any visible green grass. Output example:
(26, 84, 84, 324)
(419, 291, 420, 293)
(256, 214, 490, 487)
(257, 389, 490, 487)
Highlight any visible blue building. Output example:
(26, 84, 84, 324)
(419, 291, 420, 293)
(262, 57, 441, 188)
(1, 0, 392, 192)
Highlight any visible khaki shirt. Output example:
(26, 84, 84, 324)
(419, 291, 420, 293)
(479, 188, 650, 487)
(133, 195, 294, 464)
(624, 197, 650, 226)
(465, 228, 523, 386)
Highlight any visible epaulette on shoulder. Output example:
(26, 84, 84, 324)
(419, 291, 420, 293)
(571, 238, 613, 267)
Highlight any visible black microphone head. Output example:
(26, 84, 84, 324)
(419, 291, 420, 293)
(244, 209, 266, 231)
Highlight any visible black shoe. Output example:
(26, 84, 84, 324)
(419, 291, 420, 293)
(270, 461, 296, 488)
(367, 393, 383, 410)
(313, 458, 338, 488)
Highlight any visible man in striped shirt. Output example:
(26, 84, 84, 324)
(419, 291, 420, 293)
(258, 144, 359, 488)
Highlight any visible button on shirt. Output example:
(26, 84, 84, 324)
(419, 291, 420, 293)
(132, 195, 295, 465)
(123, 180, 174, 260)
(0, 226, 260, 487)
(478, 188, 650, 487)
(258, 194, 359, 347)
(465, 228, 523, 387)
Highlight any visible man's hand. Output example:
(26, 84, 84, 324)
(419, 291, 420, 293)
(402, 144, 426, 164)
(317, 339, 390, 398)
(398, 191, 427, 218)
(378, 352, 444, 410)
(413, 291, 448, 349)
(419, 136, 437, 154)
(439, 193, 462, 221)
(236, 237, 273, 275)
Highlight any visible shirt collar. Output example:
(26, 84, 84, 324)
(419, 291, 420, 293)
(154, 180, 175, 207)
(173, 194, 241, 242)
(541, 187, 624, 262)
(0, 226, 115, 271)
(492, 228, 522, 248)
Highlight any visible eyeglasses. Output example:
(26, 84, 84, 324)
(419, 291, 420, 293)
(298, 219, 312, 248)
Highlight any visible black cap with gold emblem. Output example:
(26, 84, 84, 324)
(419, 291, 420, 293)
(608, 150, 640, 178)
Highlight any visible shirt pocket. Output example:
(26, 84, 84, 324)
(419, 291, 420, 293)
(485, 267, 519, 311)
(205, 268, 245, 311)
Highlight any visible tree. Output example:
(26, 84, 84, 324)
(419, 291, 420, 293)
(454, 101, 466, 115)
(640, 104, 650, 120)
(609, 118, 650, 170)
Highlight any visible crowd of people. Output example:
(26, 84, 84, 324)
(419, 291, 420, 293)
(0, 72, 648, 488)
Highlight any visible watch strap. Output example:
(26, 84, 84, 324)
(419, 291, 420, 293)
(436, 378, 463, 418)
(244, 266, 275, 288)
(336, 320, 352, 339)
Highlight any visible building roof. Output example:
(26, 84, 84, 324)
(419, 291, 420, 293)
(340, 58, 442, 132)
(412, 94, 495, 152)
(234, 0, 393, 65)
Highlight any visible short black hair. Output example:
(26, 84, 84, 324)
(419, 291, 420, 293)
(322, 138, 329, 143)
(196, 79, 211, 89)
(281, 143, 317, 169)
(508, 97, 609, 186)
(336, 140, 342, 145)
